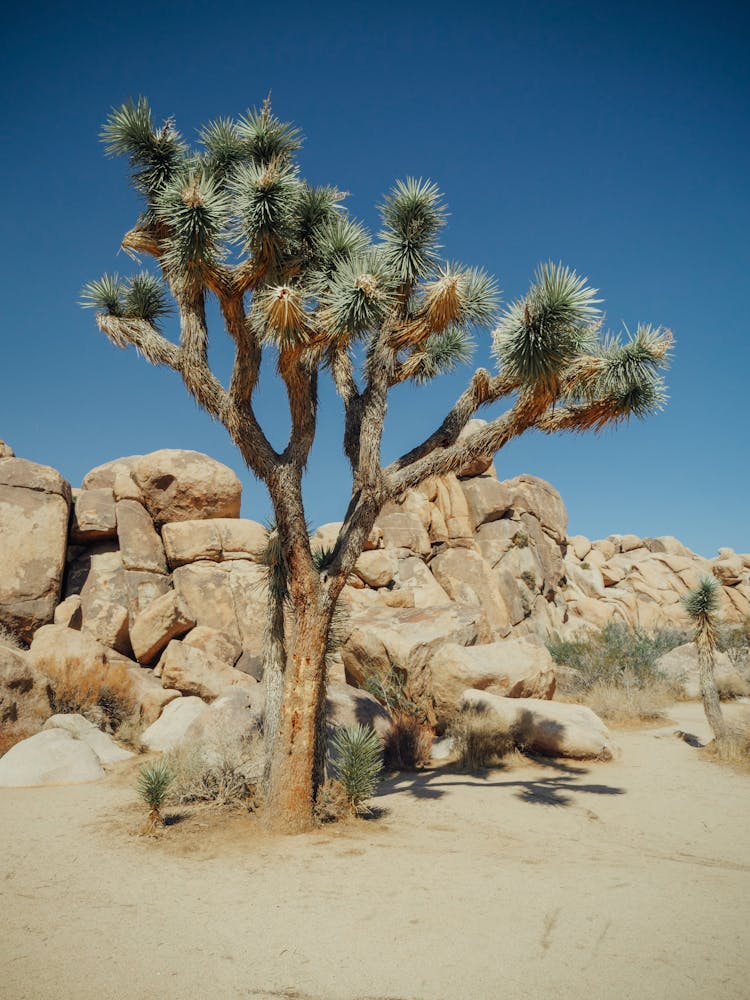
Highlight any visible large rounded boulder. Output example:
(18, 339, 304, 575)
(131, 450, 242, 526)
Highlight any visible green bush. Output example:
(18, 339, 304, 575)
(331, 725, 383, 813)
(547, 621, 686, 692)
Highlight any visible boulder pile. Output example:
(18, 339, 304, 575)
(1, 434, 749, 783)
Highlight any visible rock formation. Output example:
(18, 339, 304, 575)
(1, 436, 749, 780)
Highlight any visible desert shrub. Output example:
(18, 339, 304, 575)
(313, 779, 352, 823)
(520, 570, 537, 591)
(548, 622, 686, 691)
(511, 530, 530, 548)
(580, 676, 674, 724)
(548, 623, 686, 723)
(136, 759, 174, 833)
(330, 724, 383, 813)
(46, 659, 137, 730)
(363, 666, 426, 721)
(0, 624, 23, 650)
(450, 708, 516, 770)
(715, 672, 750, 701)
(383, 713, 433, 770)
(164, 730, 263, 807)
(718, 618, 750, 673)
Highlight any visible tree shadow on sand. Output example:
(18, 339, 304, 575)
(376, 757, 625, 808)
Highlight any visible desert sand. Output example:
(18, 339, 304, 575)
(2, 701, 749, 1000)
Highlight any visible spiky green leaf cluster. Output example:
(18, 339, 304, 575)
(80, 273, 125, 316)
(230, 160, 303, 264)
(81, 271, 171, 325)
(101, 98, 186, 199)
(493, 261, 600, 388)
(683, 576, 721, 621)
(331, 724, 383, 809)
(136, 759, 174, 811)
(320, 254, 398, 338)
(412, 327, 475, 384)
(154, 171, 230, 278)
(199, 118, 249, 181)
(379, 178, 446, 282)
(235, 108, 302, 166)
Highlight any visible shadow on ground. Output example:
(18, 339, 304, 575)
(377, 758, 625, 808)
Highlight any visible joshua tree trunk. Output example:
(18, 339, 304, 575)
(261, 589, 287, 796)
(696, 638, 728, 742)
(265, 597, 334, 831)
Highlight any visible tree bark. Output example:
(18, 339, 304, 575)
(261, 585, 287, 796)
(697, 641, 728, 742)
(264, 597, 333, 832)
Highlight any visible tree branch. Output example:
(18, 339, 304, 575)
(384, 369, 517, 477)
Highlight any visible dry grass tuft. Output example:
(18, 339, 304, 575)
(45, 658, 137, 730)
(450, 708, 516, 771)
(384, 713, 434, 770)
(164, 730, 263, 808)
(568, 676, 675, 725)
(313, 779, 352, 824)
(0, 624, 24, 650)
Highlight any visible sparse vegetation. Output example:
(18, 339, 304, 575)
(718, 617, 750, 673)
(450, 708, 517, 770)
(512, 530, 530, 549)
(164, 730, 263, 807)
(47, 659, 137, 731)
(520, 570, 537, 590)
(548, 622, 686, 724)
(383, 714, 434, 770)
(313, 779, 352, 823)
(0, 624, 23, 650)
(330, 725, 383, 814)
(136, 760, 174, 834)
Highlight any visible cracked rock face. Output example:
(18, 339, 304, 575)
(0, 458, 71, 642)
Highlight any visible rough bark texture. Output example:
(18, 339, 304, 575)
(697, 639, 728, 742)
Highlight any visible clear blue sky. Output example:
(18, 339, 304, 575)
(2, 0, 748, 557)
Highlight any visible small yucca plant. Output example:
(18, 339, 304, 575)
(331, 725, 383, 814)
(136, 760, 174, 834)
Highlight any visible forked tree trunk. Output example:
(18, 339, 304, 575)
(697, 641, 728, 742)
(261, 589, 287, 795)
(265, 599, 333, 832)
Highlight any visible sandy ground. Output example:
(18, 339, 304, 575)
(2, 701, 749, 1000)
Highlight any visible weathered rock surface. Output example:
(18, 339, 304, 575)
(0, 729, 105, 786)
(116, 500, 168, 575)
(161, 518, 266, 569)
(459, 689, 618, 759)
(158, 640, 258, 700)
(341, 604, 483, 700)
(64, 543, 131, 653)
(0, 458, 71, 641)
(140, 696, 208, 751)
(132, 450, 242, 526)
(43, 714, 133, 764)
(129, 591, 196, 665)
(0, 643, 52, 738)
(430, 640, 556, 725)
(172, 560, 266, 673)
(325, 681, 392, 739)
(70, 488, 117, 543)
(184, 686, 265, 745)
(81, 456, 141, 492)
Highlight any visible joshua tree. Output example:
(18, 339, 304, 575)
(83, 98, 672, 831)
(683, 577, 728, 742)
